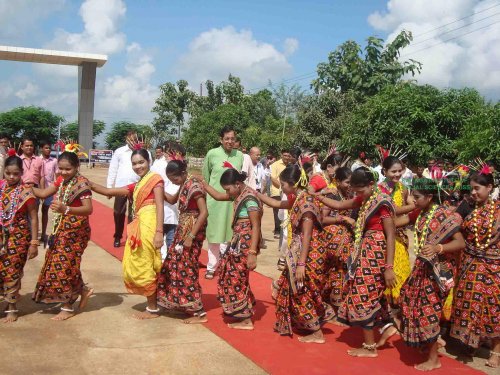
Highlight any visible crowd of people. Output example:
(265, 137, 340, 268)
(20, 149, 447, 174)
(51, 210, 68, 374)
(0, 128, 498, 371)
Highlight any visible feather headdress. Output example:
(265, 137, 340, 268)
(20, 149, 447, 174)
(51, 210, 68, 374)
(468, 157, 492, 175)
(376, 144, 408, 163)
(57, 139, 88, 158)
(126, 134, 150, 151)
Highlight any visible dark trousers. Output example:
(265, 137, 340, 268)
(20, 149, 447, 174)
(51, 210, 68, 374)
(271, 195, 281, 234)
(113, 196, 133, 240)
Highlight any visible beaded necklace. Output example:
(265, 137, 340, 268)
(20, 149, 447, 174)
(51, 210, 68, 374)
(472, 199, 495, 250)
(353, 191, 377, 251)
(413, 204, 438, 255)
(0, 181, 23, 229)
(51, 176, 78, 234)
(131, 171, 151, 218)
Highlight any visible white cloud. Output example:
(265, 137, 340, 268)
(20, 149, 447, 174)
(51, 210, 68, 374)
(15, 82, 40, 101)
(176, 26, 298, 89)
(368, 0, 500, 99)
(0, 0, 65, 39)
(47, 0, 126, 55)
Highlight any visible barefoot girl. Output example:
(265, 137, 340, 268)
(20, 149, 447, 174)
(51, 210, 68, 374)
(450, 170, 500, 369)
(157, 160, 209, 323)
(91, 147, 164, 320)
(317, 167, 396, 356)
(0, 154, 38, 323)
(203, 168, 261, 330)
(32, 149, 94, 320)
(395, 178, 465, 371)
(257, 164, 328, 343)
(377, 155, 415, 344)
(320, 167, 355, 323)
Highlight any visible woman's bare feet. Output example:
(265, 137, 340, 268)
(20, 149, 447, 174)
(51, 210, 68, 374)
(51, 307, 75, 321)
(414, 358, 441, 371)
(486, 351, 500, 368)
(348, 343, 378, 358)
(298, 330, 325, 344)
(377, 325, 398, 347)
(132, 308, 160, 320)
(78, 287, 94, 310)
(228, 318, 254, 330)
(2, 309, 19, 323)
(437, 336, 446, 349)
(184, 314, 208, 324)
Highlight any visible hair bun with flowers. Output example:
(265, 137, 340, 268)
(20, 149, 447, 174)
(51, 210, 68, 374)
(57, 139, 88, 159)
(126, 134, 151, 151)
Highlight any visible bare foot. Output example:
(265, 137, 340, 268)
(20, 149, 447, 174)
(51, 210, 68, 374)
(2, 311, 18, 323)
(347, 347, 378, 358)
(183, 315, 208, 324)
(377, 325, 398, 348)
(329, 317, 348, 327)
(437, 336, 446, 349)
(132, 310, 160, 320)
(51, 310, 75, 321)
(414, 358, 441, 371)
(78, 287, 94, 310)
(228, 319, 254, 330)
(298, 331, 325, 344)
(486, 353, 500, 368)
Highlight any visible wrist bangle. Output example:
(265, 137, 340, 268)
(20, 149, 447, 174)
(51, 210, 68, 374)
(30, 240, 40, 246)
(438, 244, 444, 254)
(384, 264, 394, 269)
(64, 206, 70, 215)
(248, 250, 257, 255)
(297, 262, 306, 267)
(188, 232, 196, 239)
(155, 228, 163, 234)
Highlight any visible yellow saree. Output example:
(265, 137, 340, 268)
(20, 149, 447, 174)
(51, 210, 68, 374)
(123, 172, 163, 297)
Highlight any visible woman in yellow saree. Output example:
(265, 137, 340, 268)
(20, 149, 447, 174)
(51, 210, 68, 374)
(91, 148, 165, 319)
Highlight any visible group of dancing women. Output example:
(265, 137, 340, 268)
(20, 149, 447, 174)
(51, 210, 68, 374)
(0, 138, 498, 372)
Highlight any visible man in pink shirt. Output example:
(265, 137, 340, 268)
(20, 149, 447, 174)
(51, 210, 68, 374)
(20, 138, 45, 189)
(40, 140, 58, 246)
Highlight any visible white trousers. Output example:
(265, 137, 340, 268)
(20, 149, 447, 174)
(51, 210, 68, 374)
(207, 243, 227, 272)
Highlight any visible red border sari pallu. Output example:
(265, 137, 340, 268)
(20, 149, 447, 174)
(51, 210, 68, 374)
(217, 186, 262, 319)
(400, 206, 462, 347)
(157, 177, 206, 314)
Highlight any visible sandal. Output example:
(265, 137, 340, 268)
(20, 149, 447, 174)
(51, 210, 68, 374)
(205, 271, 215, 280)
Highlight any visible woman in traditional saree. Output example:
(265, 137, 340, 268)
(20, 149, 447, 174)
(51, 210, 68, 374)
(450, 171, 500, 369)
(257, 164, 329, 343)
(394, 178, 465, 371)
(376, 155, 415, 344)
(317, 167, 396, 356)
(91, 148, 164, 319)
(0, 155, 38, 323)
(203, 168, 261, 330)
(157, 160, 208, 323)
(32, 151, 94, 321)
(320, 167, 355, 324)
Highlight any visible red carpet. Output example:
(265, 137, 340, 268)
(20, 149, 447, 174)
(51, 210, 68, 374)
(90, 199, 484, 375)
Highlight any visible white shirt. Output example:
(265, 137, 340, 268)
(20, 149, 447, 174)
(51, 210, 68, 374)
(313, 161, 322, 174)
(253, 162, 265, 190)
(242, 153, 255, 189)
(373, 165, 385, 183)
(151, 157, 180, 225)
(107, 145, 139, 188)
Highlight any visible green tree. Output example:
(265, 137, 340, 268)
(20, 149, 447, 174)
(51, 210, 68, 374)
(105, 121, 153, 150)
(152, 79, 196, 141)
(339, 83, 488, 166)
(453, 102, 500, 164)
(60, 120, 106, 147)
(0, 106, 63, 144)
(312, 31, 422, 97)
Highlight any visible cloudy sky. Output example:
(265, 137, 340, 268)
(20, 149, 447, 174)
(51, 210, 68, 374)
(1, 0, 499, 130)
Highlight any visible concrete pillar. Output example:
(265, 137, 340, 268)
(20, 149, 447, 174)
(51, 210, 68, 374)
(78, 62, 97, 152)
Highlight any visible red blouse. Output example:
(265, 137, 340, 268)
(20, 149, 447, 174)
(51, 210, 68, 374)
(354, 195, 392, 231)
(53, 176, 91, 207)
(309, 175, 328, 192)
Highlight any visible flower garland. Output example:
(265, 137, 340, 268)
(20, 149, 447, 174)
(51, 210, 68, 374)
(413, 204, 438, 256)
(0, 182, 23, 229)
(353, 191, 377, 252)
(51, 176, 78, 235)
(472, 199, 495, 250)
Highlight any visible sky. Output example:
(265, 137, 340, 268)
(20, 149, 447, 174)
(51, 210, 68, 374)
(1, 0, 499, 135)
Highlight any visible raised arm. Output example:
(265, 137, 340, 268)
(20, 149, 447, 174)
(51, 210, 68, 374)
(317, 194, 357, 211)
(255, 191, 290, 209)
(32, 184, 58, 199)
(90, 181, 129, 197)
(202, 181, 231, 201)
(394, 214, 410, 228)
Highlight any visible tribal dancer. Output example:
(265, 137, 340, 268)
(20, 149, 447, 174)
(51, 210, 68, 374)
(0, 154, 38, 323)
